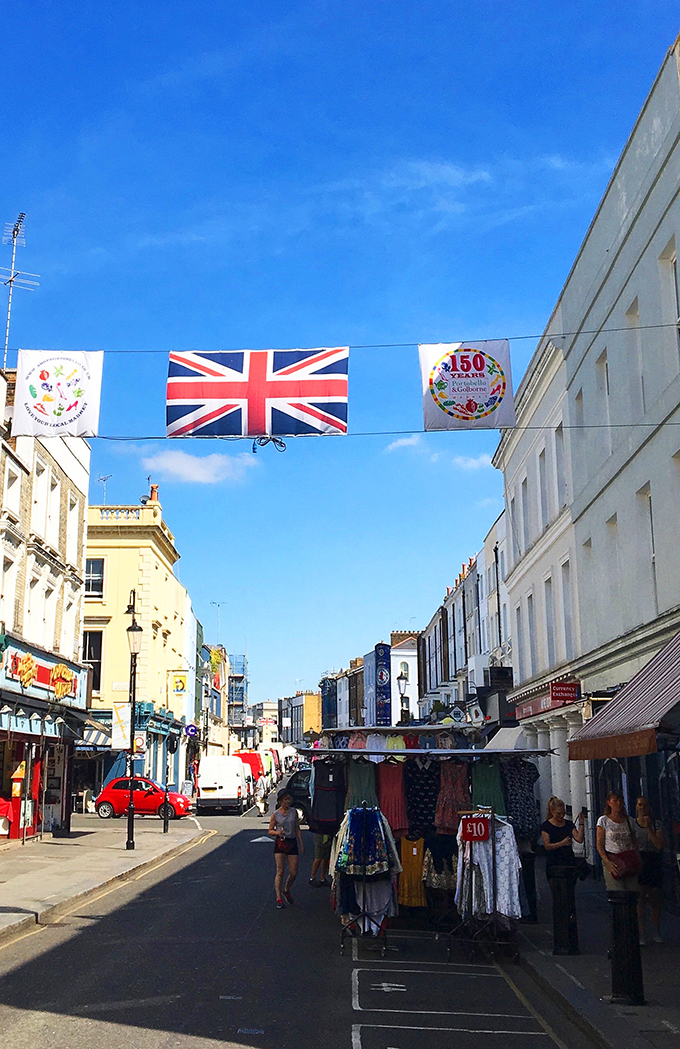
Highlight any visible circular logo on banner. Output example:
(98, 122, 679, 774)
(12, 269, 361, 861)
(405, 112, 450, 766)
(429, 347, 507, 422)
(24, 354, 95, 430)
(377, 667, 390, 686)
(185, 723, 199, 738)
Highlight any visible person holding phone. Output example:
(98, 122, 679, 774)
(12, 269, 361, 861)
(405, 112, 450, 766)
(269, 790, 304, 909)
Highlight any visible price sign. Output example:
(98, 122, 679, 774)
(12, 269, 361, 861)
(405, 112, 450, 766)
(460, 816, 490, 842)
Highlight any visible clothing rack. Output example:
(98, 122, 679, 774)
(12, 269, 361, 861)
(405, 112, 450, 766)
(446, 806, 517, 962)
(340, 801, 388, 957)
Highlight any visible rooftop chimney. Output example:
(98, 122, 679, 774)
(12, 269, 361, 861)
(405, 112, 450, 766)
(149, 484, 159, 502)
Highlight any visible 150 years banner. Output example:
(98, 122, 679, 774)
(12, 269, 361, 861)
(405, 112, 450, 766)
(419, 340, 515, 430)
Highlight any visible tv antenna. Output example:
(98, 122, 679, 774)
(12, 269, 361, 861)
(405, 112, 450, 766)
(97, 474, 113, 505)
(1, 213, 40, 369)
(211, 600, 227, 645)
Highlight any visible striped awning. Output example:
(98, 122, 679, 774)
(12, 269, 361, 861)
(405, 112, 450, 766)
(76, 724, 112, 749)
(569, 629, 680, 761)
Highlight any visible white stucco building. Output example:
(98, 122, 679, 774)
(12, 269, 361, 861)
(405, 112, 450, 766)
(493, 34, 680, 827)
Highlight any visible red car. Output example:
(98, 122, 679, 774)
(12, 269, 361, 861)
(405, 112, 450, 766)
(95, 777, 192, 820)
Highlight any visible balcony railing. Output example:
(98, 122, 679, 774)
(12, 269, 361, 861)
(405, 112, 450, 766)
(99, 507, 140, 521)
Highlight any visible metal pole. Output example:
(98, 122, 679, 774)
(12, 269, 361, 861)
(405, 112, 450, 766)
(163, 741, 170, 834)
(3, 232, 17, 370)
(126, 649, 137, 850)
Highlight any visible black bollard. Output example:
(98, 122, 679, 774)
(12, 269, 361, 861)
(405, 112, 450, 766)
(608, 891, 645, 1005)
(521, 852, 538, 923)
(549, 866, 579, 955)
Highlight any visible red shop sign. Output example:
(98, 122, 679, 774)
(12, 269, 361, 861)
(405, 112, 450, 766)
(460, 816, 490, 842)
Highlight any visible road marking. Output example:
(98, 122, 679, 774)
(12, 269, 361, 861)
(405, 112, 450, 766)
(237, 1028, 264, 1035)
(351, 968, 527, 1017)
(351, 1023, 548, 1045)
(554, 963, 585, 989)
(371, 983, 407, 992)
(662, 1020, 680, 1034)
(250, 836, 272, 843)
(80, 994, 181, 1012)
(219, 995, 243, 1000)
(494, 963, 570, 1049)
(188, 815, 203, 830)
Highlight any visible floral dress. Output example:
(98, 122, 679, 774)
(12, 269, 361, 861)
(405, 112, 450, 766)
(435, 760, 470, 835)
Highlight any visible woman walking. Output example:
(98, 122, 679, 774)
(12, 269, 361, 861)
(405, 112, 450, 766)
(540, 796, 584, 954)
(596, 791, 641, 893)
(634, 796, 664, 943)
(269, 789, 304, 910)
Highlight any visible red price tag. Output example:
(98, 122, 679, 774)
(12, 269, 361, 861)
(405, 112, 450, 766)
(461, 816, 490, 841)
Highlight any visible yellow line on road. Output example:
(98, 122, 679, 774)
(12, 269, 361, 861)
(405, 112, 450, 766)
(494, 963, 570, 1049)
(0, 829, 217, 949)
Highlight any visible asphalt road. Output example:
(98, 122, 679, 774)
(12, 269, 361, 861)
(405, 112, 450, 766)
(0, 810, 597, 1049)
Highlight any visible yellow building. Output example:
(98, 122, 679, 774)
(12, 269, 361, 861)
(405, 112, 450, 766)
(83, 486, 196, 788)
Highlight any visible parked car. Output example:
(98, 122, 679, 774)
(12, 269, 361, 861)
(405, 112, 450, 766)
(196, 755, 249, 815)
(95, 777, 192, 820)
(279, 765, 312, 825)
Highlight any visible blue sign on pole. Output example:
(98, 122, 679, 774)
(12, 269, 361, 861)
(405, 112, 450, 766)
(185, 723, 199, 738)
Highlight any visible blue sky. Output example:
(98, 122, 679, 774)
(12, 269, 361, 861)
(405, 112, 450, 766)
(3, 3, 679, 702)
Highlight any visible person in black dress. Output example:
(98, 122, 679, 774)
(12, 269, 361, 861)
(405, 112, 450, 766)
(541, 796, 584, 871)
(541, 796, 584, 954)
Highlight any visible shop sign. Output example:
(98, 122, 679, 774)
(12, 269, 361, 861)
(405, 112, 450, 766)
(516, 681, 582, 721)
(461, 816, 490, 841)
(375, 644, 391, 727)
(3, 641, 87, 709)
(171, 672, 187, 697)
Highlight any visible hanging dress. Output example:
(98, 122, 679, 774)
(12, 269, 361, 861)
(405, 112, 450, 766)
(309, 760, 346, 834)
(377, 760, 408, 837)
(398, 837, 427, 906)
(501, 759, 540, 839)
(471, 760, 506, 815)
(345, 759, 379, 809)
(404, 757, 441, 837)
(434, 760, 470, 835)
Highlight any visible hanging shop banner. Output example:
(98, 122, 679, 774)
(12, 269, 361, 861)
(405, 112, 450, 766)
(13, 350, 104, 437)
(419, 341, 515, 430)
(111, 701, 131, 750)
(375, 644, 392, 726)
(166, 348, 349, 437)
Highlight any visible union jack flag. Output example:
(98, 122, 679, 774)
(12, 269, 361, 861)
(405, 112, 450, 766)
(166, 347, 349, 437)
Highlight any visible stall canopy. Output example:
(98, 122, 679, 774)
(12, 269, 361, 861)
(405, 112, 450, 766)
(487, 726, 532, 752)
(568, 628, 680, 761)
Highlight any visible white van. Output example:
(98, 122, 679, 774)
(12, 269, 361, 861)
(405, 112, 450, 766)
(196, 755, 248, 815)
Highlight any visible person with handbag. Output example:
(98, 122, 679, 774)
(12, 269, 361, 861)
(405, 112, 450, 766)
(269, 789, 305, 910)
(634, 796, 664, 944)
(596, 791, 641, 893)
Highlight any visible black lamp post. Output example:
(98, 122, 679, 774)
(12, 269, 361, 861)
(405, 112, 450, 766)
(397, 671, 409, 722)
(125, 591, 143, 851)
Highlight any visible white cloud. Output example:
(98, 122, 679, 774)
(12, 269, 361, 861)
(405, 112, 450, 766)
(385, 434, 422, 453)
(140, 449, 257, 484)
(452, 454, 493, 471)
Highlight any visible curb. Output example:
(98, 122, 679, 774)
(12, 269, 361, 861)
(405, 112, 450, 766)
(518, 937, 651, 1049)
(0, 828, 212, 950)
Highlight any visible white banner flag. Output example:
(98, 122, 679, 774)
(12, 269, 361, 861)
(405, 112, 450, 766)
(419, 341, 515, 430)
(111, 701, 131, 750)
(13, 350, 104, 437)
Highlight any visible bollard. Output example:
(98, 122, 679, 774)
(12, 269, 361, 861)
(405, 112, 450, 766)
(520, 852, 538, 923)
(607, 891, 645, 1005)
(549, 866, 579, 955)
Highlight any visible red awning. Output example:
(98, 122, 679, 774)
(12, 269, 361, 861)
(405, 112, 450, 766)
(568, 628, 680, 761)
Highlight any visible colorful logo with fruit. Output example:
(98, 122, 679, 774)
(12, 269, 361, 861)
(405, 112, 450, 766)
(429, 347, 507, 421)
(25, 357, 88, 424)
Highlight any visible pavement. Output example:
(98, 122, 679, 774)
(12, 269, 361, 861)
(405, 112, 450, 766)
(0, 812, 206, 943)
(0, 814, 678, 1049)
(519, 868, 680, 1049)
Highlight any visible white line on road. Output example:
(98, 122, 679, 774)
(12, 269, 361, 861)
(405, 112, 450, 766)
(188, 815, 203, 830)
(370, 983, 407, 992)
(351, 1023, 548, 1044)
(351, 969, 527, 1017)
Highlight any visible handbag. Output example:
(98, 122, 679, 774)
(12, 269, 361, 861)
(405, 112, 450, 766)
(605, 818, 641, 879)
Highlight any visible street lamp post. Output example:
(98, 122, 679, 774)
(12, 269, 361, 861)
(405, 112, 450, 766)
(397, 672, 409, 723)
(125, 591, 143, 851)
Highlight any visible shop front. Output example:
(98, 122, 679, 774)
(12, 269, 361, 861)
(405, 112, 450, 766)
(0, 636, 89, 839)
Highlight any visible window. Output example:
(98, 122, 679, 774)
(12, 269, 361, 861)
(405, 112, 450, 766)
(515, 605, 525, 682)
(399, 661, 409, 680)
(637, 483, 658, 615)
(544, 576, 556, 668)
(555, 424, 566, 508)
(83, 630, 103, 691)
(112, 780, 130, 791)
(561, 560, 574, 660)
(596, 349, 612, 456)
(31, 459, 48, 536)
(1, 556, 17, 631)
(538, 448, 549, 531)
(85, 558, 104, 597)
(4, 463, 21, 517)
(626, 298, 645, 414)
(526, 593, 537, 676)
(659, 236, 680, 360)
(521, 477, 530, 551)
(46, 473, 60, 550)
(510, 496, 519, 563)
(66, 493, 79, 567)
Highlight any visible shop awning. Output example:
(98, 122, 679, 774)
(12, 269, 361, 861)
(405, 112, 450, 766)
(487, 726, 531, 751)
(568, 629, 680, 761)
(76, 722, 112, 749)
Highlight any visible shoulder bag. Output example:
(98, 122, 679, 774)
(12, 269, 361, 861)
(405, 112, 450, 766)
(605, 817, 641, 879)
